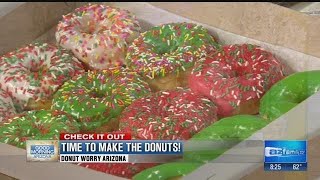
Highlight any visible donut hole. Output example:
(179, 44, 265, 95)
(28, 65, 49, 83)
(77, 18, 107, 35)
(29, 66, 41, 72)
(36, 124, 50, 135)
(90, 91, 106, 99)
(28, 63, 48, 73)
(157, 45, 179, 55)
(143, 29, 182, 55)
(143, 24, 211, 55)
(79, 23, 97, 34)
(146, 40, 179, 55)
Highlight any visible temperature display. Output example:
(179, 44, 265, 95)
(264, 140, 307, 171)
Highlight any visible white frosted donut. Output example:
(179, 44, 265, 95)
(0, 42, 85, 110)
(0, 89, 16, 122)
(55, 4, 141, 70)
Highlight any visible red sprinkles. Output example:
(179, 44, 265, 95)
(56, 4, 141, 70)
(0, 42, 85, 108)
(119, 88, 218, 140)
(189, 44, 286, 117)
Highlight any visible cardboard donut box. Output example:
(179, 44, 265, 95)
(0, 2, 320, 180)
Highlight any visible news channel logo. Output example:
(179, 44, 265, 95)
(26, 140, 59, 162)
(264, 140, 307, 163)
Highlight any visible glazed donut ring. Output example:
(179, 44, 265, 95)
(56, 4, 141, 70)
(0, 42, 85, 110)
(189, 44, 286, 117)
(126, 22, 220, 91)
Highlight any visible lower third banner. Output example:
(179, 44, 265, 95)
(26, 140, 183, 163)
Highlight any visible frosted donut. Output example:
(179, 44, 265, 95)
(189, 44, 286, 117)
(0, 110, 80, 148)
(133, 115, 268, 180)
(0, 89, 16, 122)
(78, 163, 157, 179)
(52, 68, 151, 132)
(119, 88, 218, 140)
(260, 70, 320, 120)
(126, 22, 220, 91)
(0, 42, 85, 111)
(56, 4, 141, 70)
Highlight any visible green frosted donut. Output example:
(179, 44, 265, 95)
(133, 162, 202, 180)
(126, 22, 220, 80)
(184, 115, 269, 163)
(190, 115, 269, 140)
(52, 68, 151, 131)
(0, 110, 80, 148)
(134, 115, 268, 179)
(260, 70, 320, 120)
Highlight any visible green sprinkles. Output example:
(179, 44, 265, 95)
(119, 88, 217, 140)
(51, 68, 151, 131)
(0, 42, 84, 108)
(0, 110, 80, 149)
(126, 22, 221, 79)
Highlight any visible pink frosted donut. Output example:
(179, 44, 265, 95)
(56, 4, 141, 70)
(189, 44, 286, 117)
